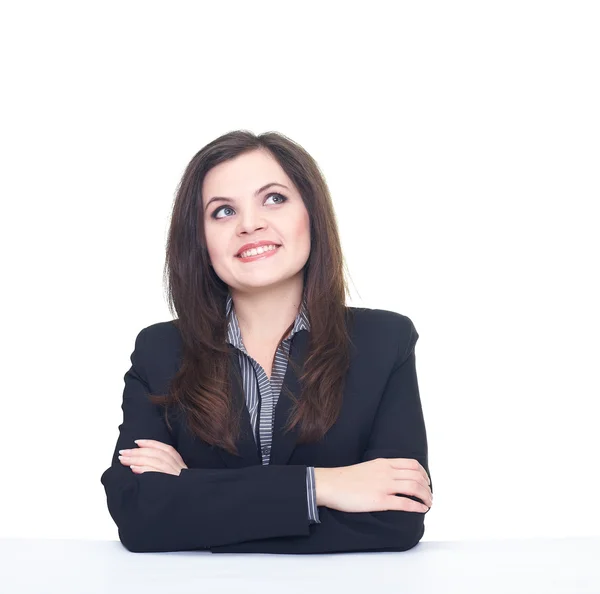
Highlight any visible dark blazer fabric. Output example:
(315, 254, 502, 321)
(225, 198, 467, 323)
(100, 307, 432, 554)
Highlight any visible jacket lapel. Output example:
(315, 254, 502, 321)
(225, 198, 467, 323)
(270, 329, 309, 466)
(215, 330, 309, 468)
(214, 346, 260, 468)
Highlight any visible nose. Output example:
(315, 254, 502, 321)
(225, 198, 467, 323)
(236, 208, 267, 235)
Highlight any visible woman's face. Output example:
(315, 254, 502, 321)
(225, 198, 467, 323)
(202, 149, 311, 294)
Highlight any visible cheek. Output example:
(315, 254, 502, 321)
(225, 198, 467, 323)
(292, 210, 311, 244)
(204, 228, 222, 261)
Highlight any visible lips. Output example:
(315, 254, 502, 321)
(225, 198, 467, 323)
(235, 241, 282, 257)
(236, 245, 281, 259)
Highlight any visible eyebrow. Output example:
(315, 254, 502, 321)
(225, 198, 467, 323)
(204, 182, 290, 212)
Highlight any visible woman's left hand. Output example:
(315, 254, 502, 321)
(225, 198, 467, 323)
(118, 439, 188, 476)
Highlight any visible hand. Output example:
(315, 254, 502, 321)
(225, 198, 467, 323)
(314, 458, 432, 513)
(118, 439, 188, 476)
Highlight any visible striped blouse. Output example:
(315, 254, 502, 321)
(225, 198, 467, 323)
(225, 293, 320, 524)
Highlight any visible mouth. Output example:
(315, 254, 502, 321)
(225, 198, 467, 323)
(235, 244, 282, 259)
(235, 244, 282, 260)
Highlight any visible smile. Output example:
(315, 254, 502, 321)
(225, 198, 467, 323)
(236, 245, 281, 262)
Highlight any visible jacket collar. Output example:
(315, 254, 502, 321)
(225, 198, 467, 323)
(215, 293, 311, 468)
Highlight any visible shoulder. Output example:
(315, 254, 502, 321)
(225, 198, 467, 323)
(346, 306, 419, 362)
(133, 320, 183, 363)
(346, 305, 417, 336)
(136, 319, 181, 344)
(130, 321, 182, 391)
(347, 305, 415, 329)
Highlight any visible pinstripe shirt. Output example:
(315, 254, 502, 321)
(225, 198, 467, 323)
(225, 293, 320, 524)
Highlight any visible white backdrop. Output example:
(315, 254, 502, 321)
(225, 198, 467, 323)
(1, 1, 598, 542)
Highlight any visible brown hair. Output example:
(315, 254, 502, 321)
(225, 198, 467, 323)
(149, 130, 354, 456)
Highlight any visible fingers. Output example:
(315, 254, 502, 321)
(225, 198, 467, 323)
(390, 478, 433, 507)
(385, 494, 430, 514)
(387, 458, 430, 485)
(392, 468, 430, 490)
(119, 440, 188, 474)
(134, 439, 187, 467)
(130, 465, 181, 476)
(119, 454, 179, 476)
(119, 446, 181, 475)
(120, 455, 180, 476)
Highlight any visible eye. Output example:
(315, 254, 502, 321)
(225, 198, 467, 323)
(211, 192, 288, 220)
(265, 192, 287, 206)
(212, 205, 235, 220)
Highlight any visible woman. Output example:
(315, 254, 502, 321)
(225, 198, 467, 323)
(100, 130, 433, 554)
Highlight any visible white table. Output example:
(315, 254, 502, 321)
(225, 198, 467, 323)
(1, 537, 599, 593)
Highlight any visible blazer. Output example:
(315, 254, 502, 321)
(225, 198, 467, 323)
(224, 292, 320, 524)
(100, 306, 432, 554)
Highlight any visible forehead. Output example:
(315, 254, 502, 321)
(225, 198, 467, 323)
(202, 149, 290, 202)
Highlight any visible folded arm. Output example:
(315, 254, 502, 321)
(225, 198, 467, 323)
(101, 316, 430, 554)
(210, 316, 432, 554)
(100, 329, 313, 552)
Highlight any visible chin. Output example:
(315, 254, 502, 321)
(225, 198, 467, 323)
(232, 268, 304, 290)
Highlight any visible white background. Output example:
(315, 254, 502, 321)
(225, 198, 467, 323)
(0, 1, 598, 542)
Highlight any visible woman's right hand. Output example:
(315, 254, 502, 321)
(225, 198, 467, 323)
(314, 458, 432, 513)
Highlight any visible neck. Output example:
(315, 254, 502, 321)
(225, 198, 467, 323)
(230, 274, 304, 344)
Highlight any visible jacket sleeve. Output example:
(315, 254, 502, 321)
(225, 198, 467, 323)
(100, 328, 312, 553)
(306, 467, 321, 523)
(209, 316, 432, 554)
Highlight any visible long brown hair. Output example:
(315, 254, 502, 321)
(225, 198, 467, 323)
(149, 130, 354, 456)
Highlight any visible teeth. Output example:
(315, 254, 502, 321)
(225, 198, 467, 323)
(239, 244, 279, 258)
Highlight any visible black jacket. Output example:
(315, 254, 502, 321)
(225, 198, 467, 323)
(100, 306, 432, 554)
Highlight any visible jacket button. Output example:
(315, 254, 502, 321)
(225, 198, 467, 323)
(262, 446, 271, 455)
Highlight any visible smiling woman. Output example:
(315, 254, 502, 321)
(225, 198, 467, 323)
(201, 148, 312, 302)
(100, 129, 432, 554)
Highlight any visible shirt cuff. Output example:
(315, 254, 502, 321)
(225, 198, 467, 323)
(306, 466, 321, 524)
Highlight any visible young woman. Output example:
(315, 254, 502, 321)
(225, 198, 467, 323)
(100, 130, 433, 554)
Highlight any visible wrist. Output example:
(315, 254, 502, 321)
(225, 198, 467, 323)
(314, 467, 333, 507)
